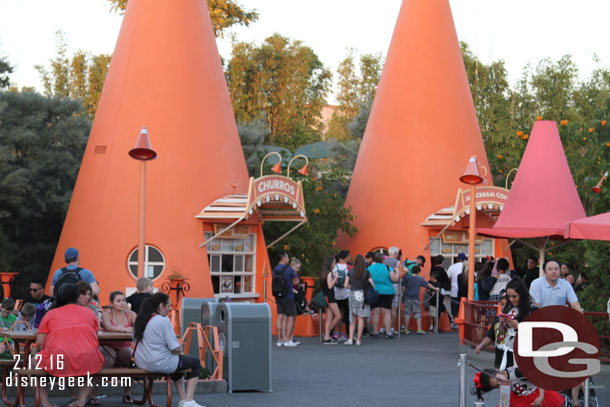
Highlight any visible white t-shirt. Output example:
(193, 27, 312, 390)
(490, 273, 512, 296)
(134, 314, 180, 374)
(333, 263, 350, 300)
(447, 262, 463, 297)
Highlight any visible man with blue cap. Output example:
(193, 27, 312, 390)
(49, 247, 99, 297)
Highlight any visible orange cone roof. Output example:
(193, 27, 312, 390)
(340, 0, 491, 260)
(48, 0, 249, 299)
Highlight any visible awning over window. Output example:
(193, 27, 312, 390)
(196, 175, 307, 248)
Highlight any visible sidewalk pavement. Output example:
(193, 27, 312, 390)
(16, 331, 610, 406)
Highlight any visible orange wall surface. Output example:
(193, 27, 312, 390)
(339, 0, 492, 267)
(48, 0, 250, 303)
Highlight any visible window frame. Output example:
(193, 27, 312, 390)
(127, 245, 166, 280)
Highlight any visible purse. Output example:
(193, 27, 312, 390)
(363, 277, 379, 307)
(310, 291, 328, 310)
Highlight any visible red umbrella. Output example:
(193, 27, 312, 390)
(478, 121, 585, 269)
(564, 212, 610, 241)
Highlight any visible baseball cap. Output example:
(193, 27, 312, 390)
(65, 247, 79, 262)
(365, 251, 375, 259)
(457, 253, 467, 261)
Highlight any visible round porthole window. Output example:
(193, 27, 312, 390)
(127, 245, 165, 280)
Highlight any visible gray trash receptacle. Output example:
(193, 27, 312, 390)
(180, 298, 218, 358)
(214, 303, 272, 393)
(201, 301, 221, 372)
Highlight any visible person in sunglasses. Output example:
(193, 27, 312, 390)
(22, 279, 51, 306)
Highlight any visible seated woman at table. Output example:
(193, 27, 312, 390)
(76, 281, 102, 326)
(37, 283, 104, 407)
(101, 290, 136, 404)
(133, 293, 204, 407)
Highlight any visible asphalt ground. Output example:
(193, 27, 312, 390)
(18, 331, 610, 406)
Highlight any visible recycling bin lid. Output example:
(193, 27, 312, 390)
(214, 302, 271, 323)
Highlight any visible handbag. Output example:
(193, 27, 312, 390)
(363, 277, 379, 307)
(310, 291, 327, 310)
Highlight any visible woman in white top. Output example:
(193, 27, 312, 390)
(133, 293, 204, 407)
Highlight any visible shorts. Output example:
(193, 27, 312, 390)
(324, 289, 337, 303)
(392, 284, 400, 307)
(173, 354, 202, 381)
(276, 297, 297, 317)
(403, 299, 421, 319)
(348, 290, 370, 322)
(376, 294, 393, 310)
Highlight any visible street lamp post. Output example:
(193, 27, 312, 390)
(459, 155, 485, 301)
(129, 127, 157, 279)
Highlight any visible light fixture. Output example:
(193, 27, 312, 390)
(459, 156, 483, 185)
(129, 127, 157, 161)
(592, 171, 608, 193)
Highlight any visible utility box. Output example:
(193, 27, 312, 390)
(214, 302, 272, 393)
(180, 298, 218, 358)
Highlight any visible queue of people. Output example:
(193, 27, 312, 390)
(0, 247, 205, 407)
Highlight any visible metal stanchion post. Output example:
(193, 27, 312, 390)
(319, 309, 323, 343)
(584, 377, 590, 407)
(398, 277, 402, 339)
(435, 290, 439, 335)
(458, 354, 467, 407)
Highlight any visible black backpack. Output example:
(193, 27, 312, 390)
(54, 267, 83, 294)
(272, 265, 289, 298)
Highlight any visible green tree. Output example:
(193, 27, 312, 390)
(36, 32, 111, 118)
(0, 54, 12, 89)
(328, 50, 383, 140)
(226, 34, 332, 150)
(0, 90, 90, 294)
(237, 119, 267, 177)
(263, 166, 357, 277)
(107, 0, 258, 38)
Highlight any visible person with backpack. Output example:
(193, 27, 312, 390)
(272, 252, 299, 348)
(332, 250, 351, 341)
(50, 248, 99, 297)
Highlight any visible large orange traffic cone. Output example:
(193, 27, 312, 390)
(48, 0, 251, 301)
(339, 0, 492, 264)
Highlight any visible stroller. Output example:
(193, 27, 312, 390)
(560, 378, 600, 407)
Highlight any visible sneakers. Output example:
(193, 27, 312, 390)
(344, 339, 353, 345)
(379, 327, 386, 334)
(373, 333, 380, 339)
(283, 340, 298, 347)
(178, 401, 185, 407)
(331, 333, 339, 340)
(428, 325, 435, 332)
(403, 329, 410, 335)
(355, 340, 361, 346)
(290, 340, 301, 345)
(276, 341, 284, 347)
(385, 334, 395, 340)
(338, 335, 348, 342)
(391, 328, 398, 335)
(183, 401, 205, 407)
(417, 330, 426, 335)
(323, 338, 338, 345)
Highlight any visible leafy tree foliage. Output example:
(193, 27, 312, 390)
(237, 119, 267, 177)
(107, 0, 258, 38)
(35, 32, 111, 118)
(263, 167, 357, 277)
(226, 34, 332, 150)
(0, 91, 90, 295)
(328, 50, 383, 140)
(0, 55, 12, 89)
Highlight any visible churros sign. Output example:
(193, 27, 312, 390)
(254, 176, 299, 201)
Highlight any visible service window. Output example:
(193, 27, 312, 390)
(205, 232, 256, 297)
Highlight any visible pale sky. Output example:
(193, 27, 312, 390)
(1, 0, 610, 103)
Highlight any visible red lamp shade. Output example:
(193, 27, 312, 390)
(592, 171, 608, 193)
(271, 161, 282, 174)
(298, 163, 308, 176)
(129, 128, 157, 161)
(459, 155, 483, 185)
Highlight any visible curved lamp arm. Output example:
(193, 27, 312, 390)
(260, 152, 282, 177)
(287, 154, 309, 178)
(505, 168, 518, 189)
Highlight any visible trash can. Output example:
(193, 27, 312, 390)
(214, 302, 272, 393)
(201, 300, 221, 371)
(180, 298, 218, 358)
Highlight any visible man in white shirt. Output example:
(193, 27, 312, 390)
(529, 260, 581, 311)
(447, 253, 466, 322)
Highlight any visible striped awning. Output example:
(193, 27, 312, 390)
(195, 195, 248, 220)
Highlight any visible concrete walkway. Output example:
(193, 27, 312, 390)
(19, 331, 610, 406)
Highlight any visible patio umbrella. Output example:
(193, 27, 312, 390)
(478, 121, 586, 272)
(564, 212, 610, 241)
